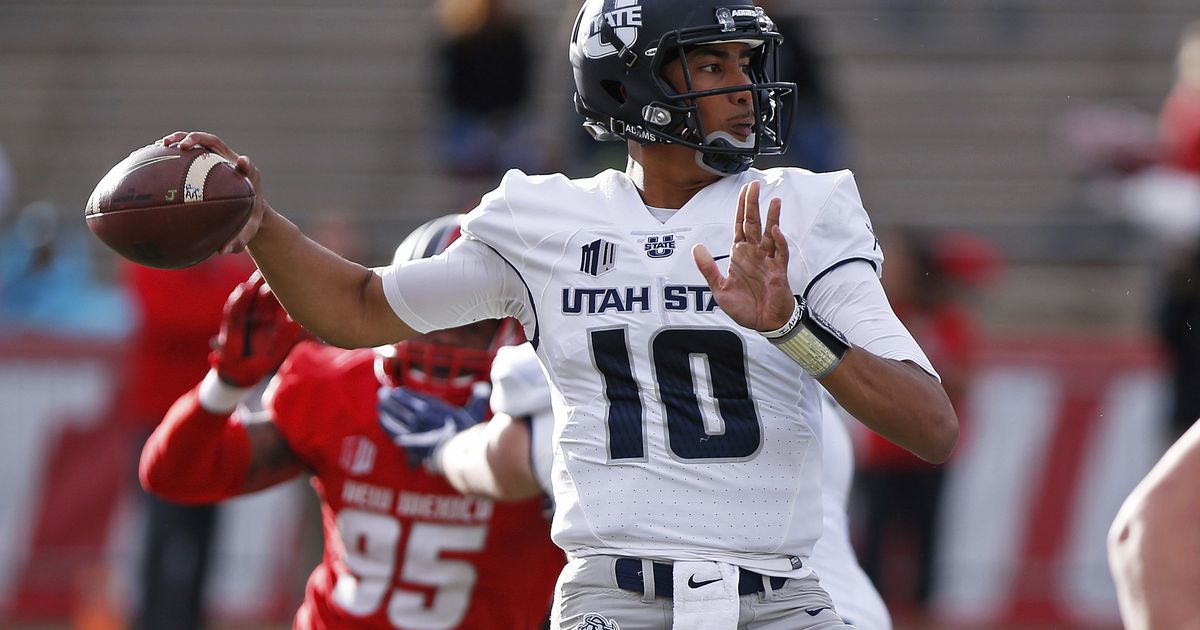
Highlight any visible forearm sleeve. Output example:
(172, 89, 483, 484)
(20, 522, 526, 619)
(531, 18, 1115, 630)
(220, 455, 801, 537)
(138, 387, 252, 505)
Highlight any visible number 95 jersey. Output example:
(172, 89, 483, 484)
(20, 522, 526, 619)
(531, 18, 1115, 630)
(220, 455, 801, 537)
(460, 167, 885, 578)
(267, 343, 563, 629)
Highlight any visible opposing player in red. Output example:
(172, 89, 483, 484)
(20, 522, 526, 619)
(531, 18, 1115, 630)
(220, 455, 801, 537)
(139, 217, 564, 630)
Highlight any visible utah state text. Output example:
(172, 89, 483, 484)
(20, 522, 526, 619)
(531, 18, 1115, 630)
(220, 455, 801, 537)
(562, 285, 719, 314)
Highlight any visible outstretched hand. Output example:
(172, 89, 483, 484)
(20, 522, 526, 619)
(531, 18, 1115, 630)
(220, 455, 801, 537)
(160, 130, 267, 254)
(693, 180, 796, 332)
(210, 271, 311, 387)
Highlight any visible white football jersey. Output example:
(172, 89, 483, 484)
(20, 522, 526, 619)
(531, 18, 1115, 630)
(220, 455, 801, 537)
(460, 166, 894, 576)
(812, 393, 893, 629)
(491, 343, 891, 628)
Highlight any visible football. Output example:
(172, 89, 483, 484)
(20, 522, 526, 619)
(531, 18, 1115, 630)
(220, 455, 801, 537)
(84, 143, 255, 269)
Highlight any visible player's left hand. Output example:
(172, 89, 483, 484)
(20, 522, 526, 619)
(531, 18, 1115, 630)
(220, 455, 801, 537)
(378, 385, 488, 469)
(693, 180, 796, 332)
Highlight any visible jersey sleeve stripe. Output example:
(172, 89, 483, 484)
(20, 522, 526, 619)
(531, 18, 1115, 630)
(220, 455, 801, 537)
(476, 240, 541, 350)
(802, 256, 880, 301)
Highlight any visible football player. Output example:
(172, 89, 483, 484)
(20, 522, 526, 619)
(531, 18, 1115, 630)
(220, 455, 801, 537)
(138, 218, 564, 630)
(161, 1, 957, 627)
(384, 341, 892, 629)
(1108, 419, 1200, 630)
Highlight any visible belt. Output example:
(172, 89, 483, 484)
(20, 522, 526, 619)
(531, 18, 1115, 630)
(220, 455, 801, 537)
(613, 558, 788, 599)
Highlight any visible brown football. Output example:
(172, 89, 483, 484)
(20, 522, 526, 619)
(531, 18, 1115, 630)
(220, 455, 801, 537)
(84, 143, 254, 269)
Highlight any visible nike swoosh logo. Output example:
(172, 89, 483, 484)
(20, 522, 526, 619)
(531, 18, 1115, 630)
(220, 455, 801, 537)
(713, 254, 730, 261)
(804, 607, 830, 616)
(687, 575, 722, 589)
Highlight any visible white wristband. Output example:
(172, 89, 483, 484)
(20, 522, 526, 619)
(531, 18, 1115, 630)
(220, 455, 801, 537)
(197, 369, 253, 415)
(760, 298, 802, 339)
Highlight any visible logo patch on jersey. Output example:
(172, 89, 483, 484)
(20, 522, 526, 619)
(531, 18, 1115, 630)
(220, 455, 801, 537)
(576, 0, 641, 60)
(642, 233, 677, 258)
(339, 435, 376, 476)
(576, 612, 621, 630)
(580, 238, 617, 276)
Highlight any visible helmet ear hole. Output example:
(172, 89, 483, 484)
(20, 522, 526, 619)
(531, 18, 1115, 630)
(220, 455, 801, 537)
(601, 80, 626, 104)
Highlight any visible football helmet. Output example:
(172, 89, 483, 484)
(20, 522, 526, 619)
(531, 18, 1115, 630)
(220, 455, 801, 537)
(375, 214, 518, 406)
(569, 0, 797, 175)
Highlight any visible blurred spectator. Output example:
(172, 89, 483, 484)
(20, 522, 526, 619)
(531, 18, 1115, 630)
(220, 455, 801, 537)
(1059, 103, 1159, 178)
(1160, 22, 1200, 177)
(1062, 22, 1200, 250)
(1055, 22, 1200, 443)
(435, 0, 542, 178)
(856, 228, 996, 621)
(0, 200, 131, 338)
(1154, 22, 1200, 442)
(113, 256, 255, 630)
(754, 2, 846, 172)
(0, 142, 13, 227)
(1160, 248, 1200, 442)
(0, 141, 129, 339)
(1058, 99, 1200, 249)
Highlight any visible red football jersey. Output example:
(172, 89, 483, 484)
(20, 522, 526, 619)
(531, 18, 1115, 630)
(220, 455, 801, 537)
(268, 343, 563, 630)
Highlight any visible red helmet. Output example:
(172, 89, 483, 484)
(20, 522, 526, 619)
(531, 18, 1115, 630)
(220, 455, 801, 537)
(375, 214, 519, 405)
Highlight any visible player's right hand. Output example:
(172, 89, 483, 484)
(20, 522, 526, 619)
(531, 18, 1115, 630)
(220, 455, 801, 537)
(160, 130, 267, 254)
(210, 271, 311, 387)
(378, 385, 488, 469)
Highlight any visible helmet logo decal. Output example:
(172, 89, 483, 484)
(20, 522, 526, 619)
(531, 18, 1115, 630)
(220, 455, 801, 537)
(715, 8, 736, 32)
(578, 0, 642, 59)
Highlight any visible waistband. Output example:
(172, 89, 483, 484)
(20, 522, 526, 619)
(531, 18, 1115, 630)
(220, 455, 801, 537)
(613, 557, 788, 600)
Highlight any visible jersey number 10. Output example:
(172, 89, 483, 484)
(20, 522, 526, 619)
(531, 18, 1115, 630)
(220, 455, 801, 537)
(591, 327, 763, 461)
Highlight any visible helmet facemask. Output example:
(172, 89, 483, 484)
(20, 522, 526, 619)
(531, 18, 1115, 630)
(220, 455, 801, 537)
(375, 319, 517, 407)
(649, 33, 795, 175)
